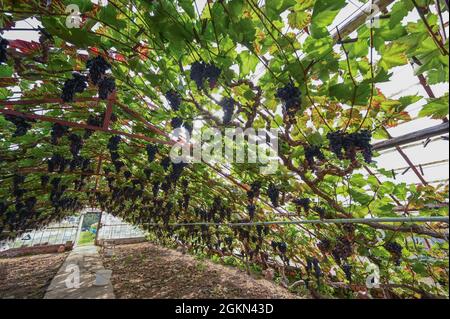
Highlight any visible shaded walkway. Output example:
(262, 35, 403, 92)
(102, 243, 299, 299)
(44, 245, 115, 299)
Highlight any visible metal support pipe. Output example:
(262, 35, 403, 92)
(143, 216, 449, 228)
(373, 122, 449, 151)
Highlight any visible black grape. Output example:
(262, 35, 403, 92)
(68, 133, 83, 157)
(48, 154, 68, 173)
(267, 183, 280, 207)
(342, 264, 352, 282)
(275, 82, 301, 116)
(190, 61, 206, 89)
(146, 144, 158, 163)
(40, 175, 50, 188)
(61, 73, 87, 102)
(183, 120, 194, 136)
(170, 162, 187, 182)
(51, 123, 69, 145)
(70, 156, 83, 171)
(152, 181, 160, 197)
(144, 168, 152, 180)
(220, 98, 235, 125)
(304, 145, 325, 167)
(81, 157, 91, 172)
(331, 237, 353, 264)
(278, 242, 287, 255)
(312, 258, 322, 281)
(327, 130, 373, 164)
(250, 181, 262, 198)
(123, 170, 132, 180)
(247, 204, 256, 220)
(4, 114, 35, 137)
(170, 117, 183, 129)
(86, 56, 111, 85)
(165, 90, 182, 111)
(293, 198, 310, 211)
(98, 77, 115, 100)
(161, 156, 171, 171)
(327, 131, 345, 159)
(108, 135, 121, 152)
(0, 37, 9, 64)
(385, 242, 403, 266)
(190, 61, 221, 89)
(313, 205, 327, 219)
(204, 63, 221, 88)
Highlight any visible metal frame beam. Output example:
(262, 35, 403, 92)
(373, 122, 449, 151)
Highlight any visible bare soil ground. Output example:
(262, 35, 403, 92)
(0, 252, 68, 299)
(101, 242, 299, 299)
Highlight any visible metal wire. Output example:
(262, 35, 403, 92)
(143, 216, 449, 228)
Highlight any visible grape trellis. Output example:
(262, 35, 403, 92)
(0, 0, 449, 299)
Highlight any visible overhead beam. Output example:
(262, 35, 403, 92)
(143, 216, 449, 227)
(373, 122, 449, 151)
(331, 0, 396, 41)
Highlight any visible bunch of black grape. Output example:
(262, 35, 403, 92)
(247, 181, 262, 201)
(4, 114, 35, 137)
(161, 156, 171, 171)
(152, 181, 160, 197)
(312, 258, 322, 282)
(144, 168, 152, 180)
(190, 61, 221, 89)
(47, 154, 69, 173)
(331, 237, 353, 265)
(61, 73, 88, 102)
(0, 37, 8, 64)
(123, 170, 132, 180)
(182, 193, 190, 210)
(306, 257, 322, 283)
(247, 204, 256, 220)
(98, 77, 115, 100)
(0, 201, 8, 215)
(84, 112, 117, 138)
(40, 175, 50, 188)
(353, 130, 373, 163)
(68, 134, 83, 157)
(385, 242, 403, 266)
(293, 198, 310, 212)
(267, 183, 280, 207)
(169, 162, 187, 183)
(108, 135, 123, 172)
(304, 145, 325, 167)
(183, 120, 194, 136)
(108, 135, 121, 152)
(170, 117, 183, 129)
(342, 264, 352, 282)
(165, 90, 182, 111)
(146, 144, 158, 163)
(12, 174, 25, 199)
(84, 114, 102, 139)
(313, 205, 327, 219)
(51, 123, 69, 145)
(275, 82, 302, 118)
(326, 130, 373, 163)
(317, 238, 331, 254)
(219, 98, 235, 125)
(69, 156, 83, 171)
(86, 56, 111, 85)
(272, 241, 289, 264)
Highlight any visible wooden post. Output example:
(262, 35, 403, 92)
(95, 211, 103, 246)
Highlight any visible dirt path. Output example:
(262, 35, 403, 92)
(101, 243, 299, 299)
(0, 252, 68, 299)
